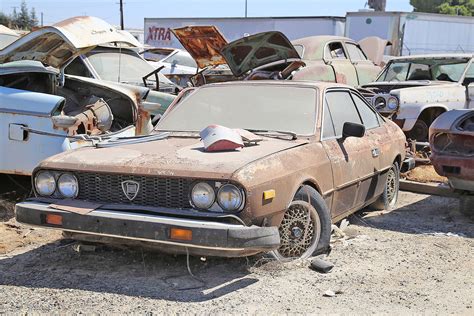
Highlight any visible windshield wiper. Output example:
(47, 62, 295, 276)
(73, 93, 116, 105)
(245, 129, 297, 140)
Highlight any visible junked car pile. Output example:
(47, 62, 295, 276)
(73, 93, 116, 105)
(1, 16, 471, 262)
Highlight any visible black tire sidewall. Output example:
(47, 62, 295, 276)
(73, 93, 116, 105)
(292, 185, 332, 256)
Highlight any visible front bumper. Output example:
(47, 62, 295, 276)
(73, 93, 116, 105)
(430, 153, 474, 191)
(401, 157, 416, 173)
(15, 201, 280, 257)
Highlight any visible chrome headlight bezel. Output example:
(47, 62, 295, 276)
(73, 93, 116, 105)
(190, 182, 216, 210)
(374, 96, 387, 110)
(387, 96, 399, 110)
(34, 171, 56, 196)
(217, 184, 244, 212)
(57, 173, 79, 198)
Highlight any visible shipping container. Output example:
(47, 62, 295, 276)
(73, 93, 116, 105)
(345, 11, 474, 56)
(144, 16, 345, 48)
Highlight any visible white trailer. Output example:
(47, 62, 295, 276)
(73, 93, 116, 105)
(144, 16, 345, 48)
(345, 11, 474, 56)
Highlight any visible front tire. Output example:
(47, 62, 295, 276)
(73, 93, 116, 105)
(406, 119, 429, 142)
(371, 162, 400, 211)
(271, 185, 331, 261)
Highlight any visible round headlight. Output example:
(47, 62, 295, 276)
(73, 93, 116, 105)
(35, 171, 56, 196)
(191, 182, 215, 209)
(374, 96, 386, 110)
(58, 173, 79, 198)
(387, 96, 399, 110)
(217, 184, 243, 212)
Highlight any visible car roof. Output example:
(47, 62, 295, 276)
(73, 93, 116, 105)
(388, 54, 473, 61)
(200, 79, 353, 90)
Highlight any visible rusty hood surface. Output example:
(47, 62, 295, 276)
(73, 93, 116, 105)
(221, 31, 300, 77)
(0, 16, 140, 69)
(40, 136, 309, 180)
(171, 26, 228, 69)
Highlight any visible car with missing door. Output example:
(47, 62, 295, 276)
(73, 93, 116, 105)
(16, 80, 412, 260)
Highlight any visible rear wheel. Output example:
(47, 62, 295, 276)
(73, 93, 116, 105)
(371, 162, 400, 211)
(271, 185, 331, 261)
(406, 119, 429, 142)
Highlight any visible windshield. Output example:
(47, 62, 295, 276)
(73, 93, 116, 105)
(162, 51, 197, 68)
(156, 84, 317, 135)
(377, 58, 470, 82)
(0, 34, 18, 49)
(86, 49, 173, 85)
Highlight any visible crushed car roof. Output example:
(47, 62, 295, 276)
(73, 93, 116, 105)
(0, 16, 141, 69)
(0, 60, 58, 75)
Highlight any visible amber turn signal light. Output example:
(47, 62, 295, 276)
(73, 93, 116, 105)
(170, 228, 193, 241)
(45, 214, 63, 225)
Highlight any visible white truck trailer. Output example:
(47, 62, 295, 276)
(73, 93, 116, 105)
(144, 16, 345, 48)
(345, 11, 474, 56)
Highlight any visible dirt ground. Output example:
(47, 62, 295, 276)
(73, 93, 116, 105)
(0, 180, 472, 314)
(403, 164, 448, 184)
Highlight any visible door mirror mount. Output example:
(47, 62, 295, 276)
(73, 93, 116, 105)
(340, 122, 365, 140)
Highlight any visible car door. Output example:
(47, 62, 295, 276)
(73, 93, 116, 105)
(324, 41, 358, 86)
(350, 90, 387, 204)
(321, 89, 379, 218)
(344, 42, 380, 85)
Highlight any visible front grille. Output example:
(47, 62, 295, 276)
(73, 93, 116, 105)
(76, 172, 193, 209)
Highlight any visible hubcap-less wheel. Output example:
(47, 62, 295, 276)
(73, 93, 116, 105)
(386, 167, 397, 206)
(276, 201, 321, 259)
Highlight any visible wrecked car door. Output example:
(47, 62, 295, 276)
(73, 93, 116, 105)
(344, 41, 380, 85)
(323, 41, 358, 86)
(321, 89, 378, 218)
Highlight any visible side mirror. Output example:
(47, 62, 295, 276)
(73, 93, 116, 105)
(342, 122, 365, 139)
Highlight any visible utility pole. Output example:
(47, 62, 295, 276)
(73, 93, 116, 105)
(40, 12, 43, 26)
(119, 0, 124, 30)
(245, 0, 248, 18)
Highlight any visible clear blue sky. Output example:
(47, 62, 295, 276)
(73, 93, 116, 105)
(1, 0, 413, 29)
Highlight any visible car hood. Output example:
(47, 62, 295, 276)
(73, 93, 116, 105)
(358, 36, 391, 66)
(362, 80, 453, 89)
(221, 31, 301, 77)
(171, 26, 228, 69)
(39, 136, 308, 179)
(0, 16, 140, 69)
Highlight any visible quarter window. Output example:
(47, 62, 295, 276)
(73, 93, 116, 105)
(351, 93, 380, 130)
(326, 42, 347, 59)
(322, 99, 336, 139)
(325, 91, 362, 137)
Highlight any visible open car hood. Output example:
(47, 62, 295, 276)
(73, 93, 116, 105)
(220, 31, 300, 77)
(0, 16, 140, 69)
(358, 36, 391, 66)
(171, 26, 228, 69)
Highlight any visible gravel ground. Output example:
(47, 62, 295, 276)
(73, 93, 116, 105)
(0, 190, 473, 314)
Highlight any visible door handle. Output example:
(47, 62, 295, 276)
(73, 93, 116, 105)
(371, 148, 380, 158)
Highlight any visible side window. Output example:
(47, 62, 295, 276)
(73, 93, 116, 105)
(345, 43, 367, 61)
(326, 42, 347, 59)
(322, 99, 336, 139)
(325, 91, 362, 137)
(351, 93, 380, 130)
(65, 57, 93, 78)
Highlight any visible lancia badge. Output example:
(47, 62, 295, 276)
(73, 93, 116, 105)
(121, 180, 140, 201)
